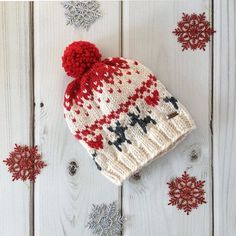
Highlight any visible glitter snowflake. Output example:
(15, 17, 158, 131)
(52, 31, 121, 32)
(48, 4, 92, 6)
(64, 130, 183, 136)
(3, 144, 47, 182)
(62, 1, 102, 30)
(86, 201, 125, 236)
(173, 12, 215, 51)
(167, 171, 206, 215)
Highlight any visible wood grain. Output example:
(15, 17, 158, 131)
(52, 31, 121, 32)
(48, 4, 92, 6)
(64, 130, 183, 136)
(33, 2, 121, 235)
(213, 0, 236, 235)
(0, 2, 31, 236)
(122, 1, 212, 235)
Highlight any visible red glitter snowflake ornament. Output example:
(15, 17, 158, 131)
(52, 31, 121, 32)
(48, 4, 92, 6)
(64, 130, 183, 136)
(173, 12, 215, 51)
(167, 171, 206, 215)
(3, 144, 47, 182)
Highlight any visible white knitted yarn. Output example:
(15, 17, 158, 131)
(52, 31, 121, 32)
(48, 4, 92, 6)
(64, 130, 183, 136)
(64, 57, 195, 185)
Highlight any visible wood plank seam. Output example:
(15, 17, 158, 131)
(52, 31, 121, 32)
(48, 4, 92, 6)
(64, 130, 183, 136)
(29, 2, 35, 236)
(210, 1, 215, 236)
(120, 1, 124, 235)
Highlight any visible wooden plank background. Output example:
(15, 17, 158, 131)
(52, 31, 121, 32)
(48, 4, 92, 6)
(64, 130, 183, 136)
(213, 0, 236, 235)
(0, 1, 235, 236)
(0, 2, 31, 236)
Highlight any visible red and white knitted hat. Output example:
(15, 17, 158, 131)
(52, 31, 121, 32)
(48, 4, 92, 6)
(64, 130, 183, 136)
(62, 41, 195, 185)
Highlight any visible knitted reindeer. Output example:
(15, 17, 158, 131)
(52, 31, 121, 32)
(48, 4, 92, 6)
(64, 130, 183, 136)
(128, 107, 156, 133)
(107, 121, 132, 151)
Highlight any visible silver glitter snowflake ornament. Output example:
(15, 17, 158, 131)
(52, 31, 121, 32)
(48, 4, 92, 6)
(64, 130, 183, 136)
(62, 1, 102, 30)
(86, 201, 125, 236)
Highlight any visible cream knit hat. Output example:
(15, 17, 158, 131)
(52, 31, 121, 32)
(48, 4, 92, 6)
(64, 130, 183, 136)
(62, 41, 195, 185)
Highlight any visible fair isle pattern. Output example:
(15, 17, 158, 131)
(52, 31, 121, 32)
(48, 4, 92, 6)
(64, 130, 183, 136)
(64, 58, 158, 148)
(64, 57, 195, 185)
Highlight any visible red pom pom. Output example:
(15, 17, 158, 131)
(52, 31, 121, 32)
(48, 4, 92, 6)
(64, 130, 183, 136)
(62, 41, 101, 79)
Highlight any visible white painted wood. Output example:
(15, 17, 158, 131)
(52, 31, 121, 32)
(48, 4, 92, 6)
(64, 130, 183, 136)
(33, 2, 121, 235)
(0, 2, 31, 236)
(213, 0, 236, 235)
(122, 1, 212, 235)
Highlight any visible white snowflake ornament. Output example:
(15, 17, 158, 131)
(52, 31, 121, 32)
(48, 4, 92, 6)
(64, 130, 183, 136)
(86, 201, 125, 236)
(61, 1, 102, 30)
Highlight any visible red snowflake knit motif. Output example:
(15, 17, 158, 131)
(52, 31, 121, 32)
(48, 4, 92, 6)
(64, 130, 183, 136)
(173, 12, 215, 51)
(3, 144, 47, 182)
(145, 90, 159, 107)
(167, 171, 206, 215)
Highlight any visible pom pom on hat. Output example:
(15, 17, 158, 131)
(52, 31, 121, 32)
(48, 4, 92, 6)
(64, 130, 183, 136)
(62, 41, 101, 79)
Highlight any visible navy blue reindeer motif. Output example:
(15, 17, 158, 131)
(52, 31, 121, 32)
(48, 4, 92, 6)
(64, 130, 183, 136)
(107, 121, 132, 151)
(163, 96, 179, 110)
(128, 107, 156, 133)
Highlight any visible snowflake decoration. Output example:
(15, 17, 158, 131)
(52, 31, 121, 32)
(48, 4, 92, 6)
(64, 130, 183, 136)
(86, 201, 125, 236)
(173, 12, 215, 51)
(61, 1, 102, 30)
(167, 171, 206, 215)
(3, 144, 47, 182)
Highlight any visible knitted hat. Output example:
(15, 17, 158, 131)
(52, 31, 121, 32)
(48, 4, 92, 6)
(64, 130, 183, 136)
(62, 41, 195, 185)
